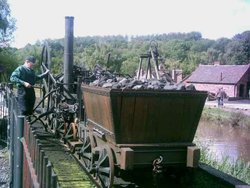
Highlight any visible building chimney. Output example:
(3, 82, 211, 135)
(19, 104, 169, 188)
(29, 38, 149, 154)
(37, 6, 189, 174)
(214, 61, 220, 66)
(176, 70, 183, 83)
(172, 69, 183, 83)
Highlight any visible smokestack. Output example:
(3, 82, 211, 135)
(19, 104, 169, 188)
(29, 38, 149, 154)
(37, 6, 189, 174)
(64, 16, 74, 92)
(172, 69, 176, 82)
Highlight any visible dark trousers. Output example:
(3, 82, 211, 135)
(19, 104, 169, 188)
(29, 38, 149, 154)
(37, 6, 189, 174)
(17, 86, 36, 116)
(217, 97, 223, 106)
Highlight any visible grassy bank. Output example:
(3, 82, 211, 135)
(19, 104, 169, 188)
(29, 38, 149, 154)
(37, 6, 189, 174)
(195, 140, 250, 184)
(195, 107, 250, 184)
(201, 106, 250, 129)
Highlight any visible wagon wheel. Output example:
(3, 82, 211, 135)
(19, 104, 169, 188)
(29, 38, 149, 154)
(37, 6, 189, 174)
(36, 85, 57, 133)
(46, 112, 64, 137)
(40, 42, 58, 128)
(64, 122, 78, 140)
(40, 42, 52, 103)
(32, 42, 54, 127)
(79, 132, 96, 172)
(95, 145, 114, 188)
(56, 119, 65, 136)
(41, 42, 52, 70)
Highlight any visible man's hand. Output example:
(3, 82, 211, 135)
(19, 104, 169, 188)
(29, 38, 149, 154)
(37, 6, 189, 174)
(23, 81, 32, 88)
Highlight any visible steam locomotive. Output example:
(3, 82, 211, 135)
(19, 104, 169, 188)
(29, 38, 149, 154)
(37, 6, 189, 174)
(30, 17, 207, 188)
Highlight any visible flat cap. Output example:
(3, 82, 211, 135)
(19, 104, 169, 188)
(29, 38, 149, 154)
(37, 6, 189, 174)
(25, 56, 36, 63)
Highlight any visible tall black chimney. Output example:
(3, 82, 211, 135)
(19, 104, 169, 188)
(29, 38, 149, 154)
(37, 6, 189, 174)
(64, 16, 74, 92)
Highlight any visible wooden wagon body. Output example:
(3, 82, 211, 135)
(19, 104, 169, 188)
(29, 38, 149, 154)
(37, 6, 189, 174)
(82, 85, 207, 168)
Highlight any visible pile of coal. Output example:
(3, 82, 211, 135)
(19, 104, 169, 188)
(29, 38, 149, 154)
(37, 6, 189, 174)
(88, 65, 196, 91)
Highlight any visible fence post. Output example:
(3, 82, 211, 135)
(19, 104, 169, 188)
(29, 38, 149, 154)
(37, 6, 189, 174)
(13, 115, 25, 188)
(8, 89, 14, 188)
(45, 161, 52, 188)
(42, 156, 48, 187)
(39, 150, 45, 184)
(51, 172, 58, 188)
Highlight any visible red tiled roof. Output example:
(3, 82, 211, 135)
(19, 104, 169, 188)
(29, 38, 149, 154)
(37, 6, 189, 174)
(187, 64, 250, 84)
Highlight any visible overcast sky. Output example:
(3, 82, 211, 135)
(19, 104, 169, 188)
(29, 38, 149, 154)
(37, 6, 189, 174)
(8, 0, 250, 48)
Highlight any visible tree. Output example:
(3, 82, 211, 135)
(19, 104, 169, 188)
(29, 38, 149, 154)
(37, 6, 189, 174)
(224, 41, 247, 65)
(232, 31, 250, 64)
(0, 0, 16, 47)
(14, 31, 250, 78)
(0, 0, 17, 78)
(0, 47, 18, 79)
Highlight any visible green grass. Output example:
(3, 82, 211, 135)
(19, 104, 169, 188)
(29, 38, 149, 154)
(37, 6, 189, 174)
(201, 107, 250, 128)
(195, 137, 250, 184)
(201, 107, 231, 121)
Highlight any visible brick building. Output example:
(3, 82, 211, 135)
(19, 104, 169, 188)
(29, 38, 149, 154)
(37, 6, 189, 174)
(186, 64, 250, 98)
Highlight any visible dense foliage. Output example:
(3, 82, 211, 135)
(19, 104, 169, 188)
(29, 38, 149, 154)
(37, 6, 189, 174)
(1, 1, 250, 80)
(1, 30, 248, 80)
(17, 31, 249, 78)
(0, 0, 17, 81)
(0, 0, 15, 47)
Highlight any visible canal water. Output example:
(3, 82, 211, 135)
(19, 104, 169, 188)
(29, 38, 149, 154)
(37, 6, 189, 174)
(195, 121, 250, 163)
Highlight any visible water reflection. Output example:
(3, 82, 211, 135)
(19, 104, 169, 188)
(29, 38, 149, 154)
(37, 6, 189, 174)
(195, 121, 250, 163)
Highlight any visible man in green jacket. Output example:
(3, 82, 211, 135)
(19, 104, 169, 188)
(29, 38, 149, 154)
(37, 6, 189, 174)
(10, 56, 49, 116)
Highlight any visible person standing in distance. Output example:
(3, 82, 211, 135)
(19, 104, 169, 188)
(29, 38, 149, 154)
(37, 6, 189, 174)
(10, 56, 49, 116)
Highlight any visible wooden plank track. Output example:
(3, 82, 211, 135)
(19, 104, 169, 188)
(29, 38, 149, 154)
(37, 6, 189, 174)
(29, 123, 96, 188)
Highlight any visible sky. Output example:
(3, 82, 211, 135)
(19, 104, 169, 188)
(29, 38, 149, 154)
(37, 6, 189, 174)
(8, 0, 250, 48)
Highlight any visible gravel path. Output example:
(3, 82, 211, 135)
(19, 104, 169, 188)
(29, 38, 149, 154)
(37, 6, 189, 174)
(0, 146, 10, 188)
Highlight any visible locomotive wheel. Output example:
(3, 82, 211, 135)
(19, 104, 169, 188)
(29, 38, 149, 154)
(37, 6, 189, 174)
(79, 133, 96, 172)
(45, 92, 57, 133)
(64, 122, 78, 140)
(95, 145, 114, 188)
(71, 122, 78, 139)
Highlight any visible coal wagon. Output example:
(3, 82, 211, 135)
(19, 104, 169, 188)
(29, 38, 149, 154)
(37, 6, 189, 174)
(79, 84, 207, 188)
